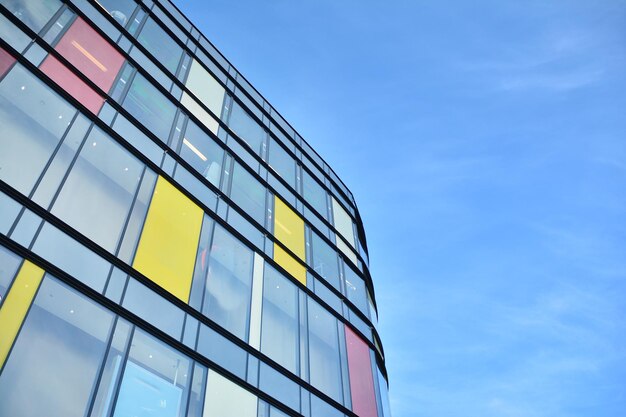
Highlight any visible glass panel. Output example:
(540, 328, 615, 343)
(95, 0, 137, 27)
(345, 326, 377, 417)
(230, 163, 266, 226)
(261, 264, 299, 374)
(32, 223, 111, 292)
(0, 13, 31, 53)
(123, 72, 176, 142)
(268, 139, 296, 188)
(0, 0, 62, 32)
(51, 127, 143, 252)
(203, 370, 258, 417)
(311, 232, 340, 289)
(113, 329, 191, 417)
(40, 55, 104, 114)
(0, 244, 21, 303)
(0, 276, 114, 417)
(344, 264, 368, 314)
(332, 198, 355, 247)
(228, 100, 265, 155)
(308, 298, 343, 403)
(137, 17, 182, 74)
(0, 64, 75, 195)
(377, 368, 392, 417)
(0, 192, 21, 234)
(302, 170, 327, 220)
(185, 59, 225, 117)
(258, 363, 300, 411)
(133, 176, 204, 302)
(180, 119, 224, 186)
(54, 17, 125, 92)
(203, 225, 253, 340)
(187, 364, 206, 417)
(122, 278, 185, 339)
(181, 92, 219, 134)
(197, 324, 247, 379)
(310, 395, 343, 417)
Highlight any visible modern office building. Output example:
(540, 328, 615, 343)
(0, 1, 391, 416)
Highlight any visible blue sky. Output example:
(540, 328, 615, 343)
(180, 1, 626, 416)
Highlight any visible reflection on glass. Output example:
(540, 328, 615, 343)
(113, 329, 190, 417)
(51, 127, 143, 253)
(311, 232, 340, 289)
(94, 0, 137, 27)
(344, 264, 368, 315)
(123, 73, 177, 142)
(203, 225, 253, 340)
(180, 120, 223, 186)
(0, 0, 62, 32)
(0, 64, 75, 195)
(308, 298, 343, 403)
(230, 163, 266, 226)
(137, 17, 182, 74)
(302, 170, 327, 220)
(0, 277, 114, 417)
(0, 245, 21, 302)
(261, 264, 299, 374)
(268, 139, 296, 188)
(228, 101, 265, 155)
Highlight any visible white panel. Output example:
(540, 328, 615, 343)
(248, 252, 264, 350)
(332, 197, 355, 248)
(203, 370, 258, 417)
(186, 59, 225, 117)
(181, 92, 219, 134)
(336, 233, 358, 266)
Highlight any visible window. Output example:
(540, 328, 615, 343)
(344, 264, 368, 315)
(122, 72, 177, 142)
(268, 139, 296, 188)
(0, 64, 76, 195)
(95, 0, 137, 27)
(0, 276, 114, 417)
(136, 17, 182, 74)
(179, 119, 224, 186)
(0, 244, 21, 303)
(112, 329, 191, 417)
(308, 298, 343, 403)
(229, 163, 266, 226)
(133, 176, 204, 302)
(185, 59, 225, 117)
(50, 127, 143, 252)
(40, 55, 105, 114)
(302, 170, 328, 219)
(0, 0, 62, 32)
(274, 244, 306, 286)
(261, 264, 299, 374)
(203, 225, 253, 340)
(332, 197, 355, 247)
(203, 370, 257, 417)
(228, 100, 265, 155)
(345, 326, 377, 417)
(310, 232, 340, 289)
(53, 17, 125, 92)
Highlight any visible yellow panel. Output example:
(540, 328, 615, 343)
(0, 260, 44, 368)
(133, 176, 203, 302)
(274, 197, 305, 260)
(274, 243, 306, 286)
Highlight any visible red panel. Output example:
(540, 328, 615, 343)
(345, 326, 378, 417)
(54, 17, 125, 92)
(40, 56, 104, 114)
(0, 47, 16, 77)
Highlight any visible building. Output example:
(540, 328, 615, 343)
(0, 0, 392, 416)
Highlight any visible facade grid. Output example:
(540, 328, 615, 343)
(0, 0, 392, 417)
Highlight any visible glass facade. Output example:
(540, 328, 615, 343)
(0, 1, 390, 417)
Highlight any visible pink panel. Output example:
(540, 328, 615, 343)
(0, 47, 16, 77)
(345, 326, 378, 417)
(54, 17, 125, 92)
(40, 56, 104, 114)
